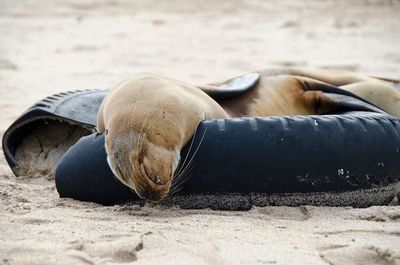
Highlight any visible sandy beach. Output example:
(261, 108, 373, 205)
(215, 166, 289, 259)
(1, 0, 400, 264)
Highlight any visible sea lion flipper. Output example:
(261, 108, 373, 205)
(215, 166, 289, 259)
(316, 92, 385, 114)
(297, 77, 385, 115)
(198, 73, 260, 100)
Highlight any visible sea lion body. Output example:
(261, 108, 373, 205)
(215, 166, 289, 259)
(217, 67, 397, 117)
(98, 68, 400, 201)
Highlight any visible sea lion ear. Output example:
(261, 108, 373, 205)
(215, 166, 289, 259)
(197, 72, 260, 100)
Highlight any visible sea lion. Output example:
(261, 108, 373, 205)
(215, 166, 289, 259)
(97, 68, 400, 202)
(97, 73, 228, 201)
(205, 67, 397, 117)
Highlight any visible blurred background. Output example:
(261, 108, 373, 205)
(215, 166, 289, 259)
(1, 0, 399, 130)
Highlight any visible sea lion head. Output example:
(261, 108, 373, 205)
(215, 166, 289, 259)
(98, 73, 225, 202)
(104, 122, 181, 202)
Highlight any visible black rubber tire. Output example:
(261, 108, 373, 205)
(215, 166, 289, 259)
(55, 112, 400, 210)
(3, 88, 400, 209)
(2, 89, 106, 173)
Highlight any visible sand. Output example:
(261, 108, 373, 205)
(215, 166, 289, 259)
(0, 0, 399, 264)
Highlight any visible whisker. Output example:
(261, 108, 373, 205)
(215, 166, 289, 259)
(172, 156, 192, 188)
(175, 131, 197, 177)
(169, 128, 208, 196)
(172, 162, 194, 189)
(173, 152, 196, 185)
(174, 128, 207, 182)
(170, 165, 195, 196)
(172, 167, 190, 191)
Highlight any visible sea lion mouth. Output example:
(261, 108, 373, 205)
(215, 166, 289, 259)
(139, 167, 172, 201)
(150, 175, 165, 185)
(131, 174, 171, 202)
(140, 161, 170, 186)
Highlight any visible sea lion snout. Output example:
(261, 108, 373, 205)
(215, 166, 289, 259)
(138, 140, 178, 192)
(137, 151, 174, 202)
(141, 158, 169, 186)
(105, 132, 179, 202)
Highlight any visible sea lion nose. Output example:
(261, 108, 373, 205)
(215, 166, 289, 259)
(148, 175, 167, 186)
(142, 163, 170, 186)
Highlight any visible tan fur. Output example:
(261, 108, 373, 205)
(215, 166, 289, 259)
(219, 67, 399, 118)
(98, 68, 400, 202)
(341, 82, 400, 117)
(240, 76, 333, 116)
